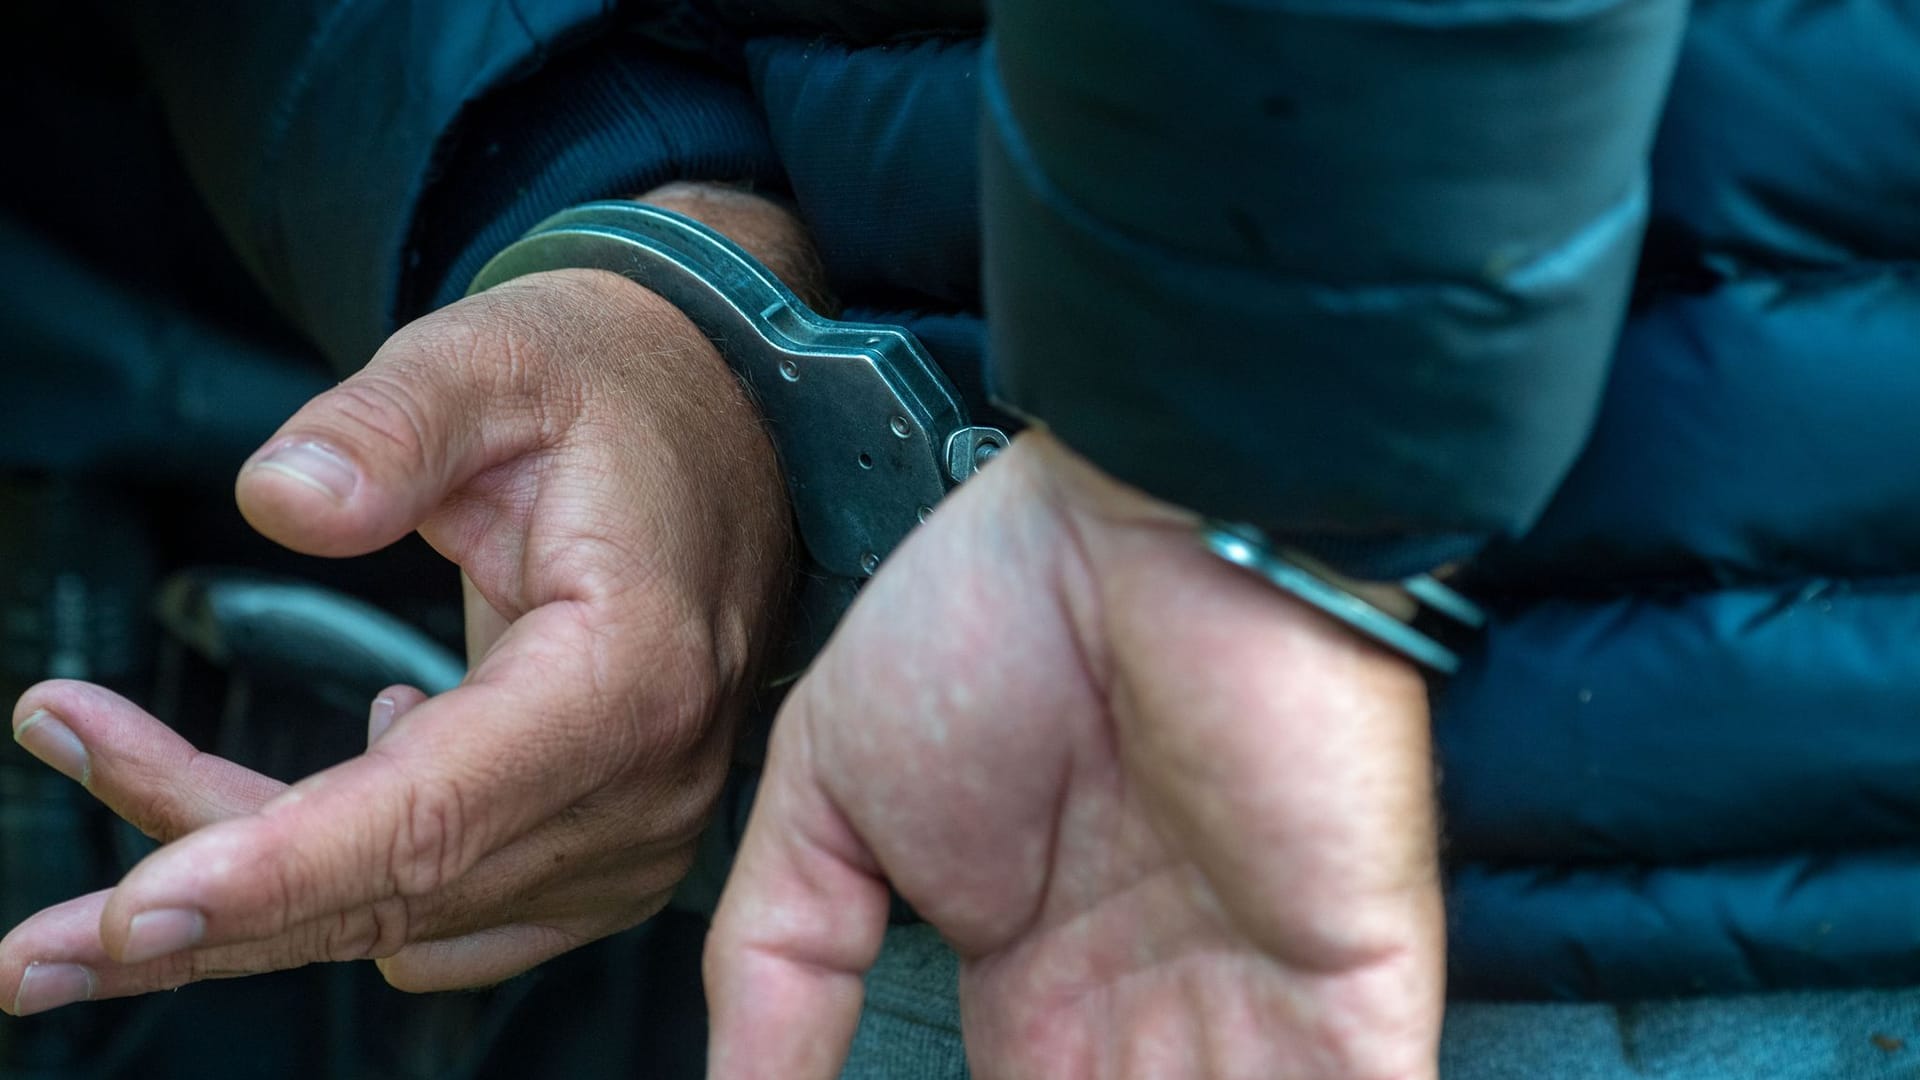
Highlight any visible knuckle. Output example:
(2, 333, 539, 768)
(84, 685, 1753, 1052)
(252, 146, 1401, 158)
(362, 898, 416, 958)
(312, 899, 410, 963)
(318, 912, 380, 963)
(416, 289, 544, 393)
(321, 374, 439, 476)
(383, 772, 472, 897)
(258, 841, 308, 938)
(402, 286, 588, 444)
(120, 775, 190, 844)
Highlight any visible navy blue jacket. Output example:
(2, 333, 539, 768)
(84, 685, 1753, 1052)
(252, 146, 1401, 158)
(49, 0, 1920, 1001)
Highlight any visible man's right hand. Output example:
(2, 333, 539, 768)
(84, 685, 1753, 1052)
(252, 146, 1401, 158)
(3, 186, 805, 1011)
(706, 432, 1445, 1079)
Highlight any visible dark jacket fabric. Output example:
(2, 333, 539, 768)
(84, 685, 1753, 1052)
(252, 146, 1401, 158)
(105, 0, 782, 369)
(29, 0, 1920, 1004)
(1438, 0, 1920, 998)
(982, 0, 1687, 577)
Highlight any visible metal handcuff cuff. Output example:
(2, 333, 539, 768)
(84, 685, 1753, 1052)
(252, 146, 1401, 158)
(469, 201, 1008, 663)
(1202, 525, 1487, 674)
(470, 201, 1480, 676)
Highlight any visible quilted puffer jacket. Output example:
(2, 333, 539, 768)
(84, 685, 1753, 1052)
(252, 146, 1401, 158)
(55, 0, 1920, 1002)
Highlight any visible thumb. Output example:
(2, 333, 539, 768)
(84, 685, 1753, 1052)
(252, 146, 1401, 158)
(704, 705, 892, 1080)
(235, 276, 583, 557)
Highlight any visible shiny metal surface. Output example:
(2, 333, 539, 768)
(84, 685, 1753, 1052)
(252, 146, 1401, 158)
(1201, 522, 1485, 674)
(471, 201, 1006, 579)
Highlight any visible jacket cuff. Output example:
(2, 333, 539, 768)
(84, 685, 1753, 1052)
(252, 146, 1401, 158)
(981, 1, 1688, 577)
(405, 32, 784, 320)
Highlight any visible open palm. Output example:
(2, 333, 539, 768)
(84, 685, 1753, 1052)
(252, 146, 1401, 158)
(706, 433, 1444, 1080)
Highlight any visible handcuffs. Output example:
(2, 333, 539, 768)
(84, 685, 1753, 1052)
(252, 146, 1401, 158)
(1202, 524, 1485, 674)
(472, 201, 1483, 675)
(470, 201, 1008, 582)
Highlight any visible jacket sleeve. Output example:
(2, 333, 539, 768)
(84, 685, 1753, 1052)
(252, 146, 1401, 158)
(982, 0, 1689, 577)
(112, 0, 780, 372)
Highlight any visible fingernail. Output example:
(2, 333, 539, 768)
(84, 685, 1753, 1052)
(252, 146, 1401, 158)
(13, 963, 96, 1016)
(368, 696, 396, 745)
(12, 709, 90, 786)
(122, 908, 206, 964)
(251, 440, 357, 501)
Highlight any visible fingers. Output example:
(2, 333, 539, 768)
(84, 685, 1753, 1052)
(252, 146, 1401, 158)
(0, 821, 688, 1013)
(368, 683, 428, 745)
(0, 889, 419, 1016)
(2, 891, 113, 1014)
(233, 270, 622, 559)
(11, 681, 285, 839)
(705, 711, 893, 1080)
(92, 601, 681, 964)
(0, 881, 614, 1014)
(0, 792, 686, 1014)
(375, 923, 590, 994)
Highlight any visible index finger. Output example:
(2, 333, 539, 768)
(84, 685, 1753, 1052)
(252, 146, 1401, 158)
(12, 680, 285, 841)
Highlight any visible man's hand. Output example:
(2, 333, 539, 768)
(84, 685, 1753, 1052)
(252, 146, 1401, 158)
(1, 189, 801, 1013)
(705, 433, 1444, 1080)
